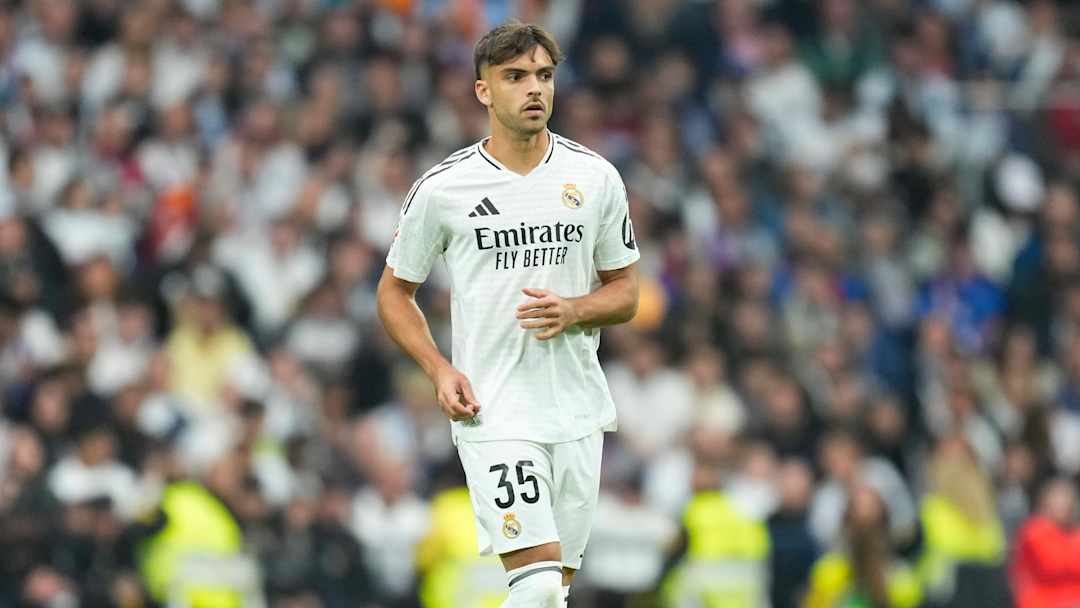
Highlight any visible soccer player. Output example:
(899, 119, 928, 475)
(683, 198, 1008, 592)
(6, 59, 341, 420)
(376, 21, 640, 608)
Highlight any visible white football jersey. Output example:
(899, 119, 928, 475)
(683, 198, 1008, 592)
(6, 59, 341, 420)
(386, 131, 640, 444)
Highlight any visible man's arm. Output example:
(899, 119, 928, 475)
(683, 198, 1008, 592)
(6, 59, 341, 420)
(517, 263, 639, 340)
(376, 265, 480, 420)
(571, 264, 639, 328)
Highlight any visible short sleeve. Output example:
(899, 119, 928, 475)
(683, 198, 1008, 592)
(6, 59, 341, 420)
(594, 167, 641, 271)
(386, 179, 445, 283)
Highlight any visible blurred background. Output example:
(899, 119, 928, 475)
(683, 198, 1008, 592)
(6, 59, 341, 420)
(2, 0, 1080, 606)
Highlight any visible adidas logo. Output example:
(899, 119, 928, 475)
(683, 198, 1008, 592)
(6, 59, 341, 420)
(468, 197, 500, 217)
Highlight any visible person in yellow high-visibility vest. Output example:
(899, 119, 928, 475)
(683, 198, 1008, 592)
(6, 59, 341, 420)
(917, 438, 1006, 604)
(416, 486, 508, 608)
(661, 489, 771, 607)
(137, 479, 245, 608)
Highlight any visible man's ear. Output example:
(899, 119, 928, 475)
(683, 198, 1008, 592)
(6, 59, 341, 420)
(475, 78, 491, 107)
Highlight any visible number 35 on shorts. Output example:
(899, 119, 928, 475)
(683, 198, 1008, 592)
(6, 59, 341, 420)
(489, 460, 541, 508)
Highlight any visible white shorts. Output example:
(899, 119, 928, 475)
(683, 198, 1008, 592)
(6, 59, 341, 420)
(456, 430, 604, 570)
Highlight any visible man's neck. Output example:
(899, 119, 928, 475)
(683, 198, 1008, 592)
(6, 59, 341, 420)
(485, 123, 549, 175)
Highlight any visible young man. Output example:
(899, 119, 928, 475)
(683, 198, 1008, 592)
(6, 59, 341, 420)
(377, 22, 640, 607)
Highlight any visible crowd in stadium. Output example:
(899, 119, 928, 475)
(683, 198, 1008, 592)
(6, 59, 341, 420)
(2, 0, 1080, 606)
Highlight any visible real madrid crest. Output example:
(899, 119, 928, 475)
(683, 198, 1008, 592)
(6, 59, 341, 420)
(502, 512, 522, 539)
(561, 183, 584, 209)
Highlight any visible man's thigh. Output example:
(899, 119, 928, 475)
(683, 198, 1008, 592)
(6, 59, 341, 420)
(551, 430, 604, 570)
(457, 438, 560, 557)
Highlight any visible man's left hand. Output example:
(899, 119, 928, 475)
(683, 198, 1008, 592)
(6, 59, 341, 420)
(517, 288, 580, 340)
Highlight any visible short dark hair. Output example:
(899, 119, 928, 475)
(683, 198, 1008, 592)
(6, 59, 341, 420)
(473, 21, 563, 80)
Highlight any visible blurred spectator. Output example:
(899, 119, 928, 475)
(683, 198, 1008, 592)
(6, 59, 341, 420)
(746, 18, 825, 168)
(691, 149, 779, 274)
(415, 482, 507, 608)
(643, 414, 738, 519)
(801, 0, 884, 90)
(0, 189, 69, 320)
(1008, 183, 1080, 355)
(163, 264, 255, 412)
(360, 366, 454, 479)
(808, 429, 917, 552)
(214, 217, 324, 338)
(768, 458, 820, 608)
(284, 278, 361, 381)
(262, 480, 372, 607)
(918, 437, 1011, 606)
(1011, 477, 1080, 608)
(753, 372, 819, 463)
(660, 462, 771, 607)
(606, 334, 694, 461)
(859, 210, 915, 330)
(47, 422, 142, 520)
(861, 391, 919, 478)
(42, 175, 139, 268)
(578, 471, 678, 607)
(349, 453, 429, 606)
(207, 99, 306, 230)
(916, 231, 1005, 356)
(138, 100, 200, 193)
(0, 1, 1080, 605)
(999, 442, 1040, 541)
(137, 459, 254, 608)
(685, 346, 747, 437)
(87, 293, 155, 397)
(805, 484, 923, 608)
(0, 426, 60, 602)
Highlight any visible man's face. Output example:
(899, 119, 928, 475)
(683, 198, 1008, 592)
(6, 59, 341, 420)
(476, 45, 555, 136)
(1042, 480, 1077, 526)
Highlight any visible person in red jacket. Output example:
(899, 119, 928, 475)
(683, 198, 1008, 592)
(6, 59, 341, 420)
(1011, 477, 1080, 608)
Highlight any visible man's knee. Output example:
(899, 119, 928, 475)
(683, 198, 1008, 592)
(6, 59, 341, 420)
(503, 562, 563, 607)
(500, 541, 561, 571)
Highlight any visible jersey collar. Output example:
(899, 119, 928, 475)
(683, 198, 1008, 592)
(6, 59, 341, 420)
(475, 129, 556, 176)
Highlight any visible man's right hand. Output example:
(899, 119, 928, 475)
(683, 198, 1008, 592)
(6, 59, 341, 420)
(432, 364, 481, 421)
(376, 266, 480, 422)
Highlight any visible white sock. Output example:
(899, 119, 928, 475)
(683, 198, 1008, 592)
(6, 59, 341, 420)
(562, 585, 570, 605)
(500, 561, 563, 607)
